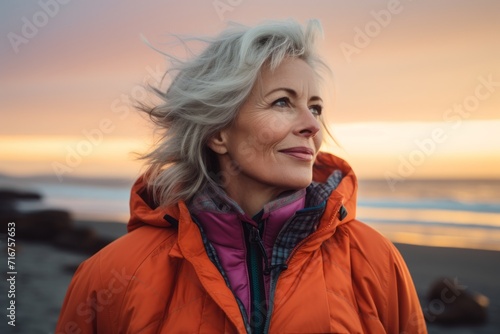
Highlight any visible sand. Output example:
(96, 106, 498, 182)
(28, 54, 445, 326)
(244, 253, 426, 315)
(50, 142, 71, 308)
(1, 220, 498, 334)
(398, 243, 500, 333)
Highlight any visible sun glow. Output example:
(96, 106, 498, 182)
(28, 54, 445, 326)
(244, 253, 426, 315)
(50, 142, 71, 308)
(2, 119, 499, 180)
(0, 135, 148, 179)
(324, 119, 500, 179)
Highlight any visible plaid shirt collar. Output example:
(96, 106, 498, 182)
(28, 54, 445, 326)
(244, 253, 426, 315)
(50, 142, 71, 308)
(188, 169, 344, 269)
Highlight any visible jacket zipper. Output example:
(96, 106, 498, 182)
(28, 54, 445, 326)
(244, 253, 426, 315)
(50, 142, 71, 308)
(191, 216, 252, 333)
(263, 203, 345, 333)
(246, 223, 268, 334)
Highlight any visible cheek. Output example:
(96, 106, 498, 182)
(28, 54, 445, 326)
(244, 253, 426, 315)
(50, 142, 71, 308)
(255, 128, 283, 149)
(314, 130, 323, 151)
(251, 117, 289, 148)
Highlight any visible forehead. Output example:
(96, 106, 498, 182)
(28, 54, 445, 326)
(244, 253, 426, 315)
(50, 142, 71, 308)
(257, 57, 320, 93)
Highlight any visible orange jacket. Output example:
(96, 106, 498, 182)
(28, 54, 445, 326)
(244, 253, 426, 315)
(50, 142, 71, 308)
(56, 153, 427, 333)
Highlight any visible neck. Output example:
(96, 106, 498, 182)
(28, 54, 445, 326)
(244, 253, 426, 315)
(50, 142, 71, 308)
(223, 179, 285, 217)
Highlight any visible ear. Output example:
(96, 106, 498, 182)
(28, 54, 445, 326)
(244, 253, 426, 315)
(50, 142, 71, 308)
(207, 130, 229, 155)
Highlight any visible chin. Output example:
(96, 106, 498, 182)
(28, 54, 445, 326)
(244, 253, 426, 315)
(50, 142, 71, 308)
(269, 168, 313, 190)
(283, 178, 313, 191)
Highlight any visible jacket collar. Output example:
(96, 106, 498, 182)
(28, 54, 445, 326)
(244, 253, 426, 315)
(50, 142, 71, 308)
(127, 152, 358, 233)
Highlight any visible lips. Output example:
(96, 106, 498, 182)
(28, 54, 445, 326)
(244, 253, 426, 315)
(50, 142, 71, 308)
(278, 147, 315, 161)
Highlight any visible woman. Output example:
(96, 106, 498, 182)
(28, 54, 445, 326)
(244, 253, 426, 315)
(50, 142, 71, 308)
(56, 20, 427, 333)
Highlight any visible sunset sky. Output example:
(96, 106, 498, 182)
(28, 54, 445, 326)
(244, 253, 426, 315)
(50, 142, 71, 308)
(1, 0, 499, 181)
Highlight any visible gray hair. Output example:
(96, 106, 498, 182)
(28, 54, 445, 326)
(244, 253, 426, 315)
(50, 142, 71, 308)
(138, 19, 331, 207)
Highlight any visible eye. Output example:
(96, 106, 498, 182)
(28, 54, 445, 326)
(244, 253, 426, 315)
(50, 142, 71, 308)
(272, 97, 291, 108)
(309, 104, 323, 116)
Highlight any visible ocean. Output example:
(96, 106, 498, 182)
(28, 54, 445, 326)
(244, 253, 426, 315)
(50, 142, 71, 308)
(357, 179, 500, 251)
(2, 175, 500, 251)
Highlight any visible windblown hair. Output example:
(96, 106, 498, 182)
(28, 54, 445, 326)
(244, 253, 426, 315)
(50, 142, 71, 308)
(138, 19, 331, 207)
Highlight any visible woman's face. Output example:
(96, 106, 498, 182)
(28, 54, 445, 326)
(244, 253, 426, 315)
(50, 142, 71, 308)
(209, 57, 323, 206)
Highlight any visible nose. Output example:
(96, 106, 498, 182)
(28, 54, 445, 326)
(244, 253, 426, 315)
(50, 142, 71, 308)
(295, 107, 321, 138)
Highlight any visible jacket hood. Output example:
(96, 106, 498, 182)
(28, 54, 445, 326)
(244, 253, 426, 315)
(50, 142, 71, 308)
(127, 152, 358, 232)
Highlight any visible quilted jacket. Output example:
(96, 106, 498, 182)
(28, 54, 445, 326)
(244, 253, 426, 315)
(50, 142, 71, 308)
(56, 152, 427, 333)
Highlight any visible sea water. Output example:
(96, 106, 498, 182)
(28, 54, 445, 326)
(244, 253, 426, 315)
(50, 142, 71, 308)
(357, 179, 500, 251)
(3, 176, 500, 251)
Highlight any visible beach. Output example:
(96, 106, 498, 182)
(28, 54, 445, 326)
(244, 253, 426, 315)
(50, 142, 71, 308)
(398, 243, 500, 333)
(1, 220, 499, 334)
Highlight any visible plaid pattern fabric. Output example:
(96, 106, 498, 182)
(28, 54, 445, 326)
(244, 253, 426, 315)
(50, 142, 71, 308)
(271, 169, 343, 268)
(188, 169, 343, 273)
(270, 206, 324, 267)
(306, 169, 343, 208)
(187, 170, 343, 333)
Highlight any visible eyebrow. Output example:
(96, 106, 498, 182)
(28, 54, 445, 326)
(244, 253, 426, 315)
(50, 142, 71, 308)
(264, 87, 323, 102)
